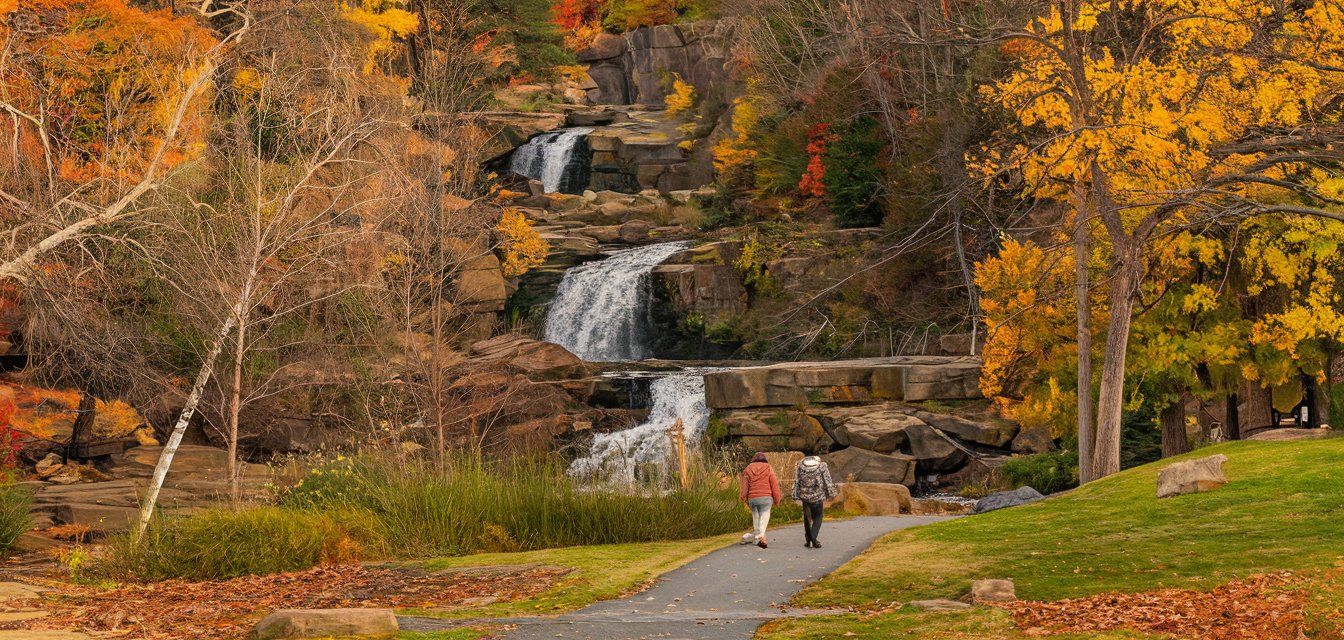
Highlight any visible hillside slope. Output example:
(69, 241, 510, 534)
(799, 438, 1344, 606)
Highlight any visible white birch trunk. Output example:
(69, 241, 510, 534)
(133, 311, 238, 542)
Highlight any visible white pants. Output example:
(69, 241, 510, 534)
(748, 497, 773, 539)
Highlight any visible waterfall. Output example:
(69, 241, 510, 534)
(509, 128, 594, 194)
(543, 241, 689, 362)
(568, 373, 711, 484)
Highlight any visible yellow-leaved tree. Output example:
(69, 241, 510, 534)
(984, 0, 1344, 480)
(497, 208, 549, 278)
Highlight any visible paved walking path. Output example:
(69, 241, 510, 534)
(400, 515, 952, 639)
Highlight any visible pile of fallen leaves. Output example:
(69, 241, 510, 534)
(13, 563, 569, 639)
(1000, 572, 1308, 640)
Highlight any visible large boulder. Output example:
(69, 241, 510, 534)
(913, 410, 1019, 448)
(822, 447, 916, 486)
(1246, 428, 1335, 442)
(838, 481, 911, 515)
(249, 608, 398, 639)
(973, 486, 1044, 514)
(905, 423, 968, 472)
(1011, 428, 1056, 454)
(468, 334, 585, 380)
(1156, 454, 1229, 498)
(722, 410, 833, 454)
(828, 408, 921, 454)
(971, 579, 1017, 603)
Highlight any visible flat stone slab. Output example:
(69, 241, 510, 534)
(251, 608, 398, 639)
(909, 599, 972, 611)
(0, 581, 47, 600)
(703, 357, 981, 410)
(0, 609, 49, 621)
(0, 632, 92, 639)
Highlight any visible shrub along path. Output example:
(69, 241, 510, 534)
(400, 515, 953, 640)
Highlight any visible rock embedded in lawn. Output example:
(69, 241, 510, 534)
(972, 486, 1044, 514)
(971, 578, 1016, 602)
(1156, 453, 1229, 498)
(909, 599, 972, 611)
(249, 608, 398, 639)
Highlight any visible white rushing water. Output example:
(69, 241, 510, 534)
(509, 128, 594, 193)
(544, 241, 690, 362)
(568, 373, 712, 484)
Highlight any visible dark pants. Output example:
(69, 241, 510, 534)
(802, 500, 824, 543)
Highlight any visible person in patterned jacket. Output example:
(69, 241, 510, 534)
(791, 456, 838, 548)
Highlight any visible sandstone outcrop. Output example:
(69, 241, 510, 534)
(577, 21, 734, 108)
(716, 398, 1019, 488)
(468, 334, 586, 380)
(822, 446, 916, 485)
(703, 357, 982, 410)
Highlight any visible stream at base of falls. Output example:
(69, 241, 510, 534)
(541, 241, 711, 484)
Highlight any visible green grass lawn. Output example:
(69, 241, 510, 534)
(757, 609, 1163, 639)
(408, 533, 740, 618)
(794, 438, 1344, 609)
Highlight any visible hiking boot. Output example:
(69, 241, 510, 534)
(813, 540, 822, 548)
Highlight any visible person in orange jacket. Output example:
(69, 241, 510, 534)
(738, 452, 782, 549)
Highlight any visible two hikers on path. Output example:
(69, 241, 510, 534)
(739, 453, 838, 549)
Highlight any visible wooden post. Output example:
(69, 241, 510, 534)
(669, 419, 688, 488)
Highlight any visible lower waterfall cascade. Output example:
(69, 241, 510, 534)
(540, 240, 716, 484)
(567, 373, 712, 483)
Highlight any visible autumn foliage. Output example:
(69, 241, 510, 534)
(0, 0, 217, 183)
(796, 123, 833, 198)
(496, 208, 550, 277)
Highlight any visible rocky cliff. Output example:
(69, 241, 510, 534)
(578, 21, 735, 107)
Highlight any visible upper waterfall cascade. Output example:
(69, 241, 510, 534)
(509, 128, 594, 194)
(544, 241, 689, 362)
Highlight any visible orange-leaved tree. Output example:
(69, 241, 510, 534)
(0, 0, 237, 284)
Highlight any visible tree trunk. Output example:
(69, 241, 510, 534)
(65, 393, 97, 462)
(1160, 400, 1189, 458)
(1224, 393, 1240, 441)
(135, 312, 238, 542)
(1072, 203, 1095, 482)
(226, 317, 247, 503)
(1091, 248, 1142, 479)
(1241, 381, 1273, 436)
